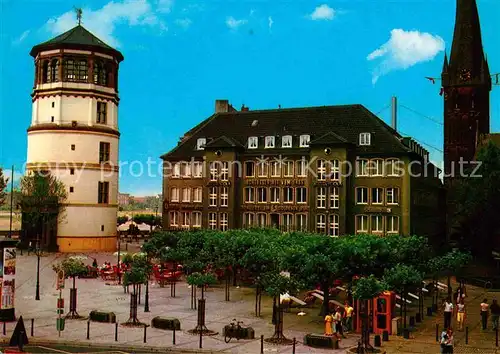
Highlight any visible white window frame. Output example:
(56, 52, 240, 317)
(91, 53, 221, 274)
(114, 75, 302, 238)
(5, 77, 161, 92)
(244, 187, 254, 203)
(193, 212, 202, 228)
(182, 162, 191, 178)
(248, 136, 258, 149)
(317, 187, 326, 209)
(386, 187, 399, 205)
(170, 188, 179, 202)
(387, 216, 399, 234)
(297, 159, 307, 177)
(356, 187, 368, 205)
(283, 160, 294, 177)
(359, 133, 371, 146)
(172, 163, 180, 178)
(220, 161, 229, 181)
(181, 212, 190, 229)
(356, 215, 369, 233)
(282, 213, 293, 231)
(209, 163, 218, 181)
(257, 187, 267, 203)
(193, 187, 202, 203)
(283, 187, 294, 204)
(220, 213, 228, 231)
(356, 159, 369, 177)
(209, 187, 217, 207)
(257, 161, 268, 178)
(257, 213, 267, 227)
(193, 161, 203, 178)
(265, 136, 275, 148)
(317, 159, 326, 181)
(244, 213, 255, 228)
(220, 187, 228, 207)
(371, 215, 383, 233)
(316, 214, 326, 233)
(299, 134, 310, 148)
(296, 187, 307, 204)
(196, 138, 206, 150)
(371, 187, 383, 204)
(282, 135, 292, 148)
(329, 186, 339, 209)
(386, 159, 401, 177)
(296, 214, 307, 231)
(245, 161, 255, 178)
(270, 187, 280, 203)
(270, 161, 281, 177)
(182, 188, 190, 202)
(209, 212, 217, 230)
(169, 211, 178, 226)
(371, 159, 384, 177)
(330, 160, 340, 181)
(328, 214, 339, 237)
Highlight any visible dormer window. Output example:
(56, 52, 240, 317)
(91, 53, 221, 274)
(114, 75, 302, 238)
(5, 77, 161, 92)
(196, 138, 206, 150)
(265, 136, 275, 149)
(248, 136, 258, 149)
(282, 135, 292, 148)
(359, 133, 371, 146)
(299, 134, 310, 148)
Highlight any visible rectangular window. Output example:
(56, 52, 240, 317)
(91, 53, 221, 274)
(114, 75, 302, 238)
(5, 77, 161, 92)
(386, 159, 401, 177)
(270, 161, 281, 177)
(282, 214, 293, 231)
(282, 135, 292, 148)
(220, 187, 228, 207)
(328, 214, 339, 237)
(296, 214, 307, 231)
(329, 187, 339, 209)
(244, 213, 255, 228)
(359, 133, 371, 146)
(371, 215, 383, 233)
(317, 187, 326, 209)
(387, 216, 399, 234)
(220, 162, 229, 181)
(356, 159, 369, 176)
(182, 188, 190, 202)
(244, 187, 254, 203)
(248, 137, 258, 149)
(257, 213, 267, 227)
(330, 160, 340, 181)
(172, 163, 180, 178)
(371, 188, 383, 204)
(170, 188, 179, 202)
(283, 161, 294, 177)
(169, 211, 178, 226)
(370, 159, 384, 177)
(64, 59, 76, 81)
(386, 188, 400, 205)
(297, 159, 307, 177)
(210, 163, 218, 181)
(71, 144, 75, 151)
(196, 138, 206, 150)
(69, 186, 74, 193)
(316, 214, 326, 233)
(193, 212, 202, 228)
(356, 187, 368, 204)
(245, 161, 255, 178)
(257, 187, 267, 203)
(265, 136, 275, 148)
(283, 187, 293, 203)
(98, 181, 109, 204)
(193, 162, 203, 178)
(270, 187, 280, 203)
(220, 213, 228, 231)
(183, 162, 191, 178)
(317, 160, 326, 181)
(209, 187, 217, 206)
(99, 142, 110, 163)
(70, 168, 75, 175)
(96, 102, 107, 124)
(209, 213, 217, 230)
(193, 187, 202, 203)
(181, 212, 190, 228)
(356, 215, 369, 233)
(296, 187, 307, 204)
(299, 135, 310, 147)
(257, 161, 268, 178)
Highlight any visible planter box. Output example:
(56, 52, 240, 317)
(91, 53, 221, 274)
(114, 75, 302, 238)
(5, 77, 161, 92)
(303, 333, 339, 349)
(89, 310, 116, 323)
(151, 317, 181, 331)
(222, 325, 255, 339)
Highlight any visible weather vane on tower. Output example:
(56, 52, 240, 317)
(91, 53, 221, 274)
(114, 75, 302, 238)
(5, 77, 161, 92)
(75, 7, 83, 26)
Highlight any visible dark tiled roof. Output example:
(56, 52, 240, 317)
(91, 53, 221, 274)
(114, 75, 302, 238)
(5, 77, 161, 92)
(30, 25, 124, 61)
(161, 104, 411, 160)
(205, 136, 243, 149)
(310, 131, 348, 146)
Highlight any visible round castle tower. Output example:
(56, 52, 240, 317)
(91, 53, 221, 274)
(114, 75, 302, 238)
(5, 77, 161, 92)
(27, 23, 124, 252)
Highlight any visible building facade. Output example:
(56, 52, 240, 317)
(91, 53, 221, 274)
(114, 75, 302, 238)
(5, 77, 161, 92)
(118, 193, 131, 206)
(26, 25, 123, 252)
(161, 101, 445, 242)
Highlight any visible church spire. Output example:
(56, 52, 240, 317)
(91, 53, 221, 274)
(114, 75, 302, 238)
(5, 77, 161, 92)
(442, 52, 449, 73)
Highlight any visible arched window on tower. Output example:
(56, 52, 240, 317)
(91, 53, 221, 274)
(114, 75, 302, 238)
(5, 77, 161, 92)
(76, 59, 88, 82)
(64, 59, 76, 81)
(49, 59, 59, 82)
(42, 60, 49, 83)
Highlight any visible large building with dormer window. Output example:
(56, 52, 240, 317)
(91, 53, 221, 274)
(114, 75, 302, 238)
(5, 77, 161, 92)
(161, 100, 445, 243)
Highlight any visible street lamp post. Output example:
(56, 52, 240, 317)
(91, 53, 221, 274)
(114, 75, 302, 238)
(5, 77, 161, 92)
(35, 235, 41, 301)
(117, 237, 122, 285)
(144, 254, 150, 312)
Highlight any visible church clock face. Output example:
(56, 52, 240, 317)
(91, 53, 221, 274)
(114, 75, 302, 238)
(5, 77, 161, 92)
(459, 69, 471, 82)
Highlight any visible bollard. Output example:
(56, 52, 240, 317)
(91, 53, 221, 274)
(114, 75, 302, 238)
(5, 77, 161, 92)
(435, 324, 439, 342)
(260, 334, 264, 354)
(403, 329, 410, 339)
(199, 328, 202, 349)
(382, 330, 389, 342)
(465, 327, 468, 344)
(173, 328, 176, 345)
(143, 324, 147, 343)
(409, 316, 415, 327)
(374, 335, 381, 347)
(292, 337, 296, 354)
(87, 321, 90, 340)
(416, 313, 421, 323)
(3, 321, 5, 335)
(115, 323, 118, 342)
(18, 330, 25, 352)
(31, 319, 34, 337)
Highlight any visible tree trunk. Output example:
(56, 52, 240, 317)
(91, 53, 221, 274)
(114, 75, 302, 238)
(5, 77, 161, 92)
(320, 282, 330, 316)
(72, 276, 76, 289)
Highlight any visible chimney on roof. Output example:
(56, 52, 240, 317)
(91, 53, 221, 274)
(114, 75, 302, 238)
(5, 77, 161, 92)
(215, 99, 230, 113)
(241, 104, 249, 112)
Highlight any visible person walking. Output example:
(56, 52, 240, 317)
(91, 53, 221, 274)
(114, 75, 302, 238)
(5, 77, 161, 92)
(481, 299, 489, 330)
(333, 307, 345, 339)
(444, 328, 454, 353)
(456, 299, 466, 331)
(443, 297, 453, 330)
(490, 299, 500, 330)
(440, 328, 448, 353)
(344, 301, 354, 332)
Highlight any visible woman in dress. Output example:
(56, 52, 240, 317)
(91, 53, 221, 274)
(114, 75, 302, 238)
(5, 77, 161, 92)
(456, 299, 466, 331)
(324, 312, 334, 336)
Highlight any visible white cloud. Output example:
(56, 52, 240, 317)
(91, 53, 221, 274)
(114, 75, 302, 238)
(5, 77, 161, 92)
(268, 16, 274, 30)
(44, 0, 168, 48)
(175, 18, 192, 28)
(226, 16, 248, 30)
(157, 0, 173, 13)
(309, 4, 335, 21)
(12, 30, 30, 45)
(367, 29, 445, 84)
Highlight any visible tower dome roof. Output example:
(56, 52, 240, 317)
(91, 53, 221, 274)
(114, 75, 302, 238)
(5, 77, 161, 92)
(30, 25, 124, 62)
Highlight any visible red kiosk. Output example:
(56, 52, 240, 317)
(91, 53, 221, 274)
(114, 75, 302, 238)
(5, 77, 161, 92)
(355, 291, 396, 335)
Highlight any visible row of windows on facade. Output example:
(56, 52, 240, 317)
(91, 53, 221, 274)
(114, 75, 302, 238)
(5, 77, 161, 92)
(170, 158, 403, 179)
(195, 133, 372, 151)
(39, 58, 112, 86)
(168, 211, 399, 235)
(169, 186, 400, 207)
(66, 141, 111, 163)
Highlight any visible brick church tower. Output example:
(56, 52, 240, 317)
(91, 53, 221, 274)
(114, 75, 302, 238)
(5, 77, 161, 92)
(442, 0, 492, 185)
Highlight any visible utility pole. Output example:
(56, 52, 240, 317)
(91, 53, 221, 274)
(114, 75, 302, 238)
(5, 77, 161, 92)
(391, 96, 398, 132)
(8, 165, 14, 238)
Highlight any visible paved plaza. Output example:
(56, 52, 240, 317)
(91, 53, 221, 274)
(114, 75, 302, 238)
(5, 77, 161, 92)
(5, 247, 500, 353)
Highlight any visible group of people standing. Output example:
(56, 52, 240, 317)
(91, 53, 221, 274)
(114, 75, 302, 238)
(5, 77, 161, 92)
(324, 301, 354, 340)
(480, 298, 500, 331)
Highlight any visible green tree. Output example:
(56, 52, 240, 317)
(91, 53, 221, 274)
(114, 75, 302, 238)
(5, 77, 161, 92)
(123, 265, 147, 325)
(186, 272, 217, 299)
(0, 168, 8, 206)
(52, 257, 87, 319)
(117, 216, 129, 225)
(437, 250, 472, 296)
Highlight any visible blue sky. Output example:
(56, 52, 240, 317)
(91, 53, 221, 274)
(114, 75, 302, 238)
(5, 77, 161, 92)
(1, 0, 499, 196)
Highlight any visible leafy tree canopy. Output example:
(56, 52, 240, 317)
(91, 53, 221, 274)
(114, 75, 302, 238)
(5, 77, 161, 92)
(353, 275, 387, 301)
(52, 258, 87, 278)
(0, 168, 8, 206)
